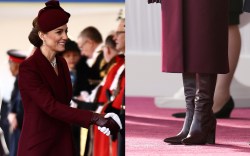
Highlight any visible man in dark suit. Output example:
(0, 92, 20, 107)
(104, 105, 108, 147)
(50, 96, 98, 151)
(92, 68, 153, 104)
(244, 0, 250, 12)
(75, 26, 108, 155)
(75, 26, 107, 96)
(6, 49, 26, 156)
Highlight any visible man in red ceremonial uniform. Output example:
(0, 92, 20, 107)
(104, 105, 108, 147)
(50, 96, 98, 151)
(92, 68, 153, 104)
(93, 18, 125, 156)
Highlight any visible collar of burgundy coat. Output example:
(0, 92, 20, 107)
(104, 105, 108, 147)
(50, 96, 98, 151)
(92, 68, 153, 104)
(32, 48, 72, 103)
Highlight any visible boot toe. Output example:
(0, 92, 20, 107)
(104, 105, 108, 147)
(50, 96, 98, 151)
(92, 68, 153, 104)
(163, 136, 182, 144)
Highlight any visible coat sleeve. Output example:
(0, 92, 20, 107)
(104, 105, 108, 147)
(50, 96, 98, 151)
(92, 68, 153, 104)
(148, 0, 161, 4)
(243, 0, 250, 12)
(18, 62, 93, 128)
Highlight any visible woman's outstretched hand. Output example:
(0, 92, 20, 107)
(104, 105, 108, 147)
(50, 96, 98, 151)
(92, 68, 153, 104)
(91, 113, 121, 136)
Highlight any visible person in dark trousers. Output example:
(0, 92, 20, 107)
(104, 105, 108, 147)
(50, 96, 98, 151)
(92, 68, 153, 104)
(6, 49, 26, 156)
(17, 1, 121, 155)
(0, 92, 10, 156)
(0, 100, 10, 150)
(148, 0, 229, 145)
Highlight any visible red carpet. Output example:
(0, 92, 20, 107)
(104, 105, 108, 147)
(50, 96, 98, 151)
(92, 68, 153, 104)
(126, 97, 250, 156)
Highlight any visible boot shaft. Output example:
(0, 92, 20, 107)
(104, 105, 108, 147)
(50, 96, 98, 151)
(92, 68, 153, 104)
(182, 73, 218, 145)
(182, 73, 196, 110)
(195, 73, 217, 112)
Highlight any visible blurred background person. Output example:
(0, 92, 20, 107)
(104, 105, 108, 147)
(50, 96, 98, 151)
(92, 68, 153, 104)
(60, 39, 81, 94)
(6, 49, 26, 156)
(103, 34, 119, 75)
(74, 33, 119, 104)
(0, 90, 10, 156)
(111, 17, 125, 156)
(74, 27, 108, 156)
(0, 95, 10, 150)
(75, 26, 107, 97)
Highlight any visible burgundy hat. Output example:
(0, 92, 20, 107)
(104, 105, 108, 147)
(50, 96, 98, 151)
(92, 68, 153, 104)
(37, 0, 70, 32)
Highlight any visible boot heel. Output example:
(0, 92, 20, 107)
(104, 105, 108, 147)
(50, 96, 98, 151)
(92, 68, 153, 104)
(206, 126, 216, 144)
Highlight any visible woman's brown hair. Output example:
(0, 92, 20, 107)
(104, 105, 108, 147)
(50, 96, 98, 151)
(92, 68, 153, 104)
(28, 17, 43, 47)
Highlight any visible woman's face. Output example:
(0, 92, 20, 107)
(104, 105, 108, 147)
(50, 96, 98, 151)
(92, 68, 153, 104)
(41, 24, 68, 52)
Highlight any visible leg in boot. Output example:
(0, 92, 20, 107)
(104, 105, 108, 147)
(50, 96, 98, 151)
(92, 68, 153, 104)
(182, 73, 217, 145)
(164, 73, 196, 144)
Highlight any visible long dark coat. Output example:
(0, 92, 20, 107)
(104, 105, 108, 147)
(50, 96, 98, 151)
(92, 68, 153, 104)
(244, 0, 250, 12)
(149, 0, 229, 74)
(17, 48, 93, 156)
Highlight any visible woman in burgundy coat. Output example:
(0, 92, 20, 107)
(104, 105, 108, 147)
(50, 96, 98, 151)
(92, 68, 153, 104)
(148, 0, 229, 145)
(17, 1, 121, 156)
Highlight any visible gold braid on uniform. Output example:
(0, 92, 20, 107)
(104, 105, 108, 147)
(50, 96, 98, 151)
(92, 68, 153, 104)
(99, 58, 107, 78)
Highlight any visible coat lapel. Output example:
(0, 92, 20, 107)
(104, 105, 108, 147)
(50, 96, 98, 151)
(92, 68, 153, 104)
(58, 57, 72, 102)
(33, 49, 72, 102)
(33, 48, 58, 85)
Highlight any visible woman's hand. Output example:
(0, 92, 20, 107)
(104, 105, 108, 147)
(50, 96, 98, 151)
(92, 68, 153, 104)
(97, 112, 122, 136)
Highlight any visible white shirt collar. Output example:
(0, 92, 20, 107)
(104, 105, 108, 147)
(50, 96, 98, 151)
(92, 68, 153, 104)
(86, 43, 103, 68)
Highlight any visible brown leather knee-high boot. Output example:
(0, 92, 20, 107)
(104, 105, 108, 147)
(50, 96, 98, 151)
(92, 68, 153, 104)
(164, 73, 196, 144)
(182, 73, 217, 145)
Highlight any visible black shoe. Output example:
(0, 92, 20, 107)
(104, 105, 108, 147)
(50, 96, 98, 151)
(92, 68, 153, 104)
(214, 96, 234, 118)
(172, 112, 186, 118)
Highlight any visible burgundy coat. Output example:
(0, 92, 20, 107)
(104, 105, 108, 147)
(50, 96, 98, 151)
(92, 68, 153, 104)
(150, 0, 229, 74)
(17, 49, 93, 156)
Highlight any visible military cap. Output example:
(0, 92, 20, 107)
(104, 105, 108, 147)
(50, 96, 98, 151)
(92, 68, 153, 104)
(7, 49, 26, 63)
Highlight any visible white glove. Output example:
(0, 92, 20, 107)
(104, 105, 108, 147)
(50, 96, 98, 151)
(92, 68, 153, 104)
(104, 113, 122, 130)
(70, 100, 78, 108)
(98, 126, 110, 136)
